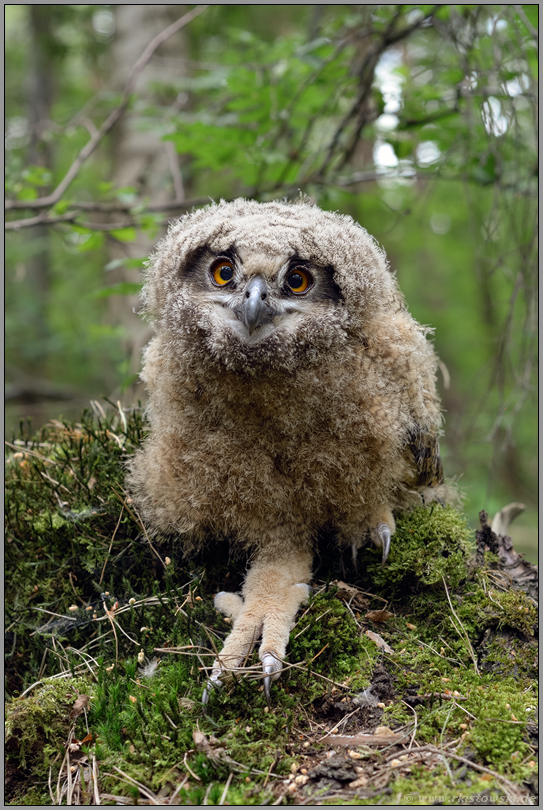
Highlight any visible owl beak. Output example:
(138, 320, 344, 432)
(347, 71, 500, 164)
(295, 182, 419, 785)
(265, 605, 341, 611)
(235, 275, 273, 335)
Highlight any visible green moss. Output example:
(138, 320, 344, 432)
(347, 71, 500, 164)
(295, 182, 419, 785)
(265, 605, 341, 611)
(389, 767, 512, 806)
(5, 675, 95, 803)
(7, 787, 53, 806)
(287, 589, 368, 684)
(357, 505, 472, 596)
(5, 406, 538, 805)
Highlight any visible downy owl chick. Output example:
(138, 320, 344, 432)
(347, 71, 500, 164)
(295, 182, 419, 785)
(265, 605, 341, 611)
(128, 198, 445, 701)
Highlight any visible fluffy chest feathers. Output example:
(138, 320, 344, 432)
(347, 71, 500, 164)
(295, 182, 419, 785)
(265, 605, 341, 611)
(141, 336, 418, 535)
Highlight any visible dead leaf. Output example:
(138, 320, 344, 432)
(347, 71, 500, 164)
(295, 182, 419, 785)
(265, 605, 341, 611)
(365, 609, 394, 623)
(334, 581, 370, 611)
(364, 630, 394, 654)
(70, 694, 90, 719)
(193, 729, 230, 766)
(193, 730, 207, 750)
(348, 775, 368, 788)
(374, 726, 396, 737)
(335, 581, 358, 598)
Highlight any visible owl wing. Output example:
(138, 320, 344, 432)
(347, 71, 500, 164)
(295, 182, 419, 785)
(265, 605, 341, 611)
(405, 426, 444, 489)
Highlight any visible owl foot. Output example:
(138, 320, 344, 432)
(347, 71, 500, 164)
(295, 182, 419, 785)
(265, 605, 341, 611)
(202, 552, 311, 704)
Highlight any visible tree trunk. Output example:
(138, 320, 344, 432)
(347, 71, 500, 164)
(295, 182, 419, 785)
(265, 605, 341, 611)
(107, 5, 189, 402)
(25, 5, 55, 373)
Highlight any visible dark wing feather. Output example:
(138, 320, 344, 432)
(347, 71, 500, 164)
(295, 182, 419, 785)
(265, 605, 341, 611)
(405, 427, 444, 488)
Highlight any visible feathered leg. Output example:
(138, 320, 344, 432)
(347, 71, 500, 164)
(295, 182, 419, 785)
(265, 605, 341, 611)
(203, 548, 311, 703)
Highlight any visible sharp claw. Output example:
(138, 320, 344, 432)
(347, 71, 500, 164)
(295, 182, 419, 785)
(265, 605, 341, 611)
(377, 524, 391, 567)
(262, 652, 281, 704)
(202, 671, 223, 705)
(263, 661, 274, 704)
(371, 523, 391, 567)
(351, 541, 359, 574)
(263, 672, 272, 704)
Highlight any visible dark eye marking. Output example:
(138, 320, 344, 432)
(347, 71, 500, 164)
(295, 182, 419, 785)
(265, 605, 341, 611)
(181, 245, 238, 290)
(283, 256, 342, 302)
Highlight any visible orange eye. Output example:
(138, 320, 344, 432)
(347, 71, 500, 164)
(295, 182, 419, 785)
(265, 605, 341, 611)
(286, 269, 311, 294)
(212, 260, 234, 286)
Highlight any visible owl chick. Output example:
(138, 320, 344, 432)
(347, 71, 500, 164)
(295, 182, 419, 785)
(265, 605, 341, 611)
(128, 198, 445, 702)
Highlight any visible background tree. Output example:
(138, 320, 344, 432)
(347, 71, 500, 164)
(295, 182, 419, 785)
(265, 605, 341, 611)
(5, 4, 538, 555)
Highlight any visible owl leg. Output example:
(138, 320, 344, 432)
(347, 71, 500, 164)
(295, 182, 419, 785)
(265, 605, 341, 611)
(370, 505, 395, 567)
(203, 549, 311, 704)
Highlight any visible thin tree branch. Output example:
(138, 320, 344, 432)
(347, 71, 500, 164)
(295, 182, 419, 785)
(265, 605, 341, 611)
(313, 5, 443, 179)
(513, 4, 538, 40)
(5, 5, 209, 214)
(5, 211, 85, 231)
(5, 197, 213, 231)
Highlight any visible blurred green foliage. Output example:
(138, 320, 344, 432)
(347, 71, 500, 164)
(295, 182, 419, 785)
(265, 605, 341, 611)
(5, 4, 538, 538)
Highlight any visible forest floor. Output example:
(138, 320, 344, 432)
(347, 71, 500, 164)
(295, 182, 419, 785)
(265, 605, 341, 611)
(5, 405, 538, 806)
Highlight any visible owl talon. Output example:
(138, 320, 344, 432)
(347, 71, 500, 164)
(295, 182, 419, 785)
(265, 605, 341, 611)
(263, 671, 272, 704)
(372, 522, 392, 567)
(262, 651, 282, 704)
(202, 672, 223, 705)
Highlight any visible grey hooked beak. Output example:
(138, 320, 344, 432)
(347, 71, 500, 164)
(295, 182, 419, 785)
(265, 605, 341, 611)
(235, 276, 273, 335)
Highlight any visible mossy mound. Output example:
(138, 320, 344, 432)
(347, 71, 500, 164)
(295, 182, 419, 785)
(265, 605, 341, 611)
(5, 406, 538, 805)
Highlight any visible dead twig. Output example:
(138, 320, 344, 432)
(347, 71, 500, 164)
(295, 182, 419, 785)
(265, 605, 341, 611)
(167, 775, 189, 805)
(401, 699, 418, 750)
(182, 751, 202, 782)
(105, 768, 161, 805)
(218, 771, 234, 806)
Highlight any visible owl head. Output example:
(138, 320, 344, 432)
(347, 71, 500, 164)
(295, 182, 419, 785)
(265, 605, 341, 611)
(142, 198, 399, 372)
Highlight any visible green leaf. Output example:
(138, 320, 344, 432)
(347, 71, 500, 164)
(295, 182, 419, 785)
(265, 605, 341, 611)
(16, 185, 37, 201)
(91, 282, 142, 299)
(21, 166, 52, 187)
(52, 200, 71, 215)
(114, 187, 138, 205)
(76, 232, 104, 252)
(471, 154, 498, 185)
(390, 138, 415, 159)
(136, 213, 162, 238)
(110, 227, 136, 243)
(372, 88, 386, 116)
